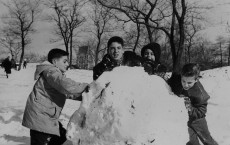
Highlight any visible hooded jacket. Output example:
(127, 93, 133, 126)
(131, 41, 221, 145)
(141, 42, 161, 63)
(141, 59, 167, 75)
(22, 61, 88, 136)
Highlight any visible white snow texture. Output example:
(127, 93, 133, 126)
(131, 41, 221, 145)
(67, 66, 188, 145)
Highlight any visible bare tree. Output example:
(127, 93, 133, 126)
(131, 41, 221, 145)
(1, 0, 42, 70)
(227, 41, 230, 66)
(113, 11, 144, 52)
(0, 26, 21, 61)
(45, 0, 86, 66)
(216, 36, 226, 67)
(183, 0, 205, 63)
(97, 0, 168, 43)
(97, 0, 204, 73)
(226, 22, 230, 65)
(123, 22, 142, 52)
(86, 0, 118, 65)
(194, 36, 227, 69)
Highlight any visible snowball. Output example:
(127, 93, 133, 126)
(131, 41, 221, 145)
(67, 66, 188, 145)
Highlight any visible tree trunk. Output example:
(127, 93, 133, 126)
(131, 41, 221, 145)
(133, 23, 140, 52)
(95, 38, 101, 65)
(188, 46, 191, 63)
(145, 22, 153, 43)
(69, 32, 73, 67)
(174, 20, 185, 73)
(171, 0, 186, 74)
(173, 43, 184, 73)
(64, 40, 69, 63)
(18, 37, 25, 71)
(170, 11, 178, 73)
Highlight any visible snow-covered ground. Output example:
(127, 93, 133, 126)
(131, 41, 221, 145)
(0, 63, 230, 145)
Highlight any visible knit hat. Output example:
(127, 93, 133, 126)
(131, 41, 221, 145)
(141, 42, 161, 63)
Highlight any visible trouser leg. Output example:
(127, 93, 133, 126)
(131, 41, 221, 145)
(30, 130, 52, 145)
(49, 122, 67, 145)
(189, 118, 218, 145)
(186, 127, 200, 145)
(30, 122, 67, 145)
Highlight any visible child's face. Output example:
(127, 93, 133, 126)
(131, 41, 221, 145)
(108, 42, 124, 61)
(52, 56, 69, 73)
(181, 76, 197, 90)
(143, 49, 155, 61)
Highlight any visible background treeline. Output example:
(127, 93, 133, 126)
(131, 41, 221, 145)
(0, 0, 230, 72)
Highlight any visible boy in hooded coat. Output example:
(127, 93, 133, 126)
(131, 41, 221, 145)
(141, 42, 167, 79)
(22, 48, 88, 145)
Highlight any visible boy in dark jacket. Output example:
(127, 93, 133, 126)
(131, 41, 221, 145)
(22, 48, 88, 145)
(141, 42, 167, 79)
(168, 63, 218, 145)
(93, 36, 141, 80)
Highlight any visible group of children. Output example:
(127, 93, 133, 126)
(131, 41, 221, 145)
(22, 36, 218, 145)
(93, 36, 167, 80)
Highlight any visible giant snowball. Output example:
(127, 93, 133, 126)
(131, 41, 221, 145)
(67, 66, 188, 145)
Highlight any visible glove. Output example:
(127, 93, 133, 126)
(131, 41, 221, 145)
(184, 97, 192, 112)
(156, 72, 166, 79)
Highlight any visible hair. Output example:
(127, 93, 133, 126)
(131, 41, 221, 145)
(181, 63, 200, 79)
(48, 48, 69, 64)
(141, 42, 161, 63)
(122, 51, 142, 67)
(107, 36, 124, 49)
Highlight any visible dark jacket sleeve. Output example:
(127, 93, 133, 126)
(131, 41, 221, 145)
(167, 73, 183, 96)
(123, 51, 142, 67)
(93, 62, 105, 80)
(188, 103, 207, 121)
(156, 64, 167, 73)
(155, 64, 167, 79)
(93, 54, 115, 80)
(187, 82, 210, 121)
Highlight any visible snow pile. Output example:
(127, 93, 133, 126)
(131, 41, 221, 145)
(67, 66, 188, 145)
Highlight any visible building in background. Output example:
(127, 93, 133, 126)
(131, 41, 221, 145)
(77, 46, 89, 69)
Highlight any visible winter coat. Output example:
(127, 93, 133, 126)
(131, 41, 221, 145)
(168, 74, 210, 122)
(22, 61, 88, 136)
(93, 51, 142, 80)
(2, 58, 12, 74)
(182, 81, 210, 122)
(142, 59, 167, 76)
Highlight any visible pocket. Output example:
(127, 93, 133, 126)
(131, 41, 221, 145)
(34, 96, 56, 118)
